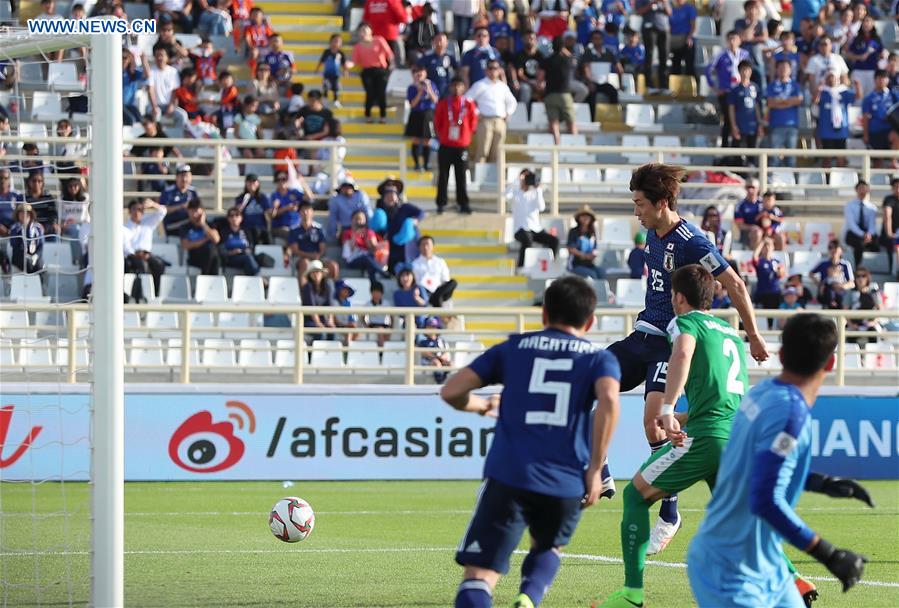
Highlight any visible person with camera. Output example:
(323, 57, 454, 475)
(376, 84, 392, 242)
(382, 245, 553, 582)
(509, 168, 559, 268)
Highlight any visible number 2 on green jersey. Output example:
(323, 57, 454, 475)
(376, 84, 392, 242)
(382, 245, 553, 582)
(723, 338, 745, 395)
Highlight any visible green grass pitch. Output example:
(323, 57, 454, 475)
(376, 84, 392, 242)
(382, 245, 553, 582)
(2, 480, 897, 607)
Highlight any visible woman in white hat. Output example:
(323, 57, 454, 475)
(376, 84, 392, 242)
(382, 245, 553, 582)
(300, 259, 337, 341)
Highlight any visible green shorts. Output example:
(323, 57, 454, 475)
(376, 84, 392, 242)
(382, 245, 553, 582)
(638, 436, 728, 494)
(544, 92, 576, 125)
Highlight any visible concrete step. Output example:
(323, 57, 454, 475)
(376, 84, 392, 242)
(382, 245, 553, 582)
(453, 276, 528, 289)
(269, 14, 343, 28)
(341, 122, 403, 136)
(466, 319, 543, 332)
(293, 73, 364, 89)
(428, 228, 503, 242)
(455, 289, 532, 300)
(435, 243, 508, 256)
(333, 106, 400, 119)
(256, 1, 337, 14)
(280, 30, 340, 43)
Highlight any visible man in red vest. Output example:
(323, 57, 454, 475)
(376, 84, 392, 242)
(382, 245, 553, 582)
(434, 77, 479, 215)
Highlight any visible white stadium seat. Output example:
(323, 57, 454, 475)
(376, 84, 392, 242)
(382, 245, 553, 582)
(194, 275, 229, 303)
(267, 276, 301, 303)
(615, 279, 646, 307)
(238, 339, 273, 367)
(310, 340, 344, 369)
(201, 339, 236, 367)
(231, 276, 265, 303)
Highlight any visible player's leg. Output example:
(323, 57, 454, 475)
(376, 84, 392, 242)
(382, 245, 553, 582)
(604, 333, 653, 496)
(516, 491, 583, 607)
(597, 437, 725, 608)
(455, 479, 528, 608)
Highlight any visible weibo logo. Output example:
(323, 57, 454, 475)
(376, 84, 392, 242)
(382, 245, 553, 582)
(168, 401, 255, 473)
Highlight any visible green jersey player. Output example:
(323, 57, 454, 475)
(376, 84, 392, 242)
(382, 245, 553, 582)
(595, 264, 748, 608)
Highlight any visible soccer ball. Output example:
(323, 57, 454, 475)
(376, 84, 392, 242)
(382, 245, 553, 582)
(269, 497, 315, 543)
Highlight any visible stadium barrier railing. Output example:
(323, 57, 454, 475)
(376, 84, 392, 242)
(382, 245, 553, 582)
(498, 143, 899, 215)
(4, 134, 897, 215)
(1, 303, 896, 386)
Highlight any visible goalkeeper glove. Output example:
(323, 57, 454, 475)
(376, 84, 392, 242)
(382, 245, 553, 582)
(805, 473, 875, 507)
(808, 538, 868, 592)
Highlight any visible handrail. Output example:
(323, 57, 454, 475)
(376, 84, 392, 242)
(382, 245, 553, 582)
(1, 302, 896, 387)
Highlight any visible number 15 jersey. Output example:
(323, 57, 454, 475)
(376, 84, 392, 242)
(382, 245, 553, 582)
(468, 329, 621, 498)
(637, 220, 729, 335)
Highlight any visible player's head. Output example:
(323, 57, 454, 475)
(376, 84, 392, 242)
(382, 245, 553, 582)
(779, 314, 837, 377)
(670, 264, 714, 314)
(543, 276, 596, 333)
(629, 163, 686, 230)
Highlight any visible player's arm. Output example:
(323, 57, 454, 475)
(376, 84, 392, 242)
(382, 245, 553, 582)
(658, 332, 695, 446)
(716, 266, 768, 362)
(440, 368, 499, 417)
(749, 415, 867, 592)
(583, 376, 621, 507)
(805, 472, 875, 507)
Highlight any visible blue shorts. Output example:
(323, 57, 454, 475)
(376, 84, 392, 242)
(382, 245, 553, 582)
(455, 478, 583, 575)
(687, 542, 804, 608)
(606, 330, 672, 396)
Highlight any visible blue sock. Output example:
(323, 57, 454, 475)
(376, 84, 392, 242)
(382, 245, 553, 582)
(519, 549, 561, 606)
(648, 440, 679, 524)
(456, 579, 492, 608)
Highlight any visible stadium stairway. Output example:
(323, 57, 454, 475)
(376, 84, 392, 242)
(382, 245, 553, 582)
(418, 215, 536, 344)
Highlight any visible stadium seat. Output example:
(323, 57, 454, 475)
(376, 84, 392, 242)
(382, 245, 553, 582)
(803, 222, 836, 253)
(166, 338, 200, 367)
(526, 133, 555, 163)
(16, 123, 48, 154)
(30, 91, 66, 122)
(145, 310, 179, 331)
(238, 339, 274, 367)
(123, 311, 142, 329)
(201, 338, 237, 367)
(267, 276, 301, 303)
(17, 338, 54, 366)
(273, 339, 297, 367)
(152, 243, 182, 270)
(559, 134, 591, 163)
(588, 61, 611, 83)
(529, 103, 549, 129)
(42, 242, 76, 270)
(255, 244, 290, 277)
(599, 315, 626, 335)
(346, 341, 381, 369)
(656, 104, 684, 123)
(882, 282, 899, 310)
(310, 340, 344, 368)
(342, 278, 371, 306)
(10, 274, 47, 302)
(217, 312, 252, 328)
(861, 252, 889, 275)
(625, 104, 655, 128)
(521, 248, 559, 278)
(0, 310, 33, 338)
(615, 278, 646, 307)
(668, 75, 697, 98)
(194, 274, 229, 303)
(621, 135, 652, 164)
(47, 62, 85, 92)
(123, 273, 156, 302)
(653, 136, 686, 162)
(452, 341, 485, 368)
(864, 343, 897, 370)
(231, 276, 265, 303)
(156, 275, 192, 303)
(56, 338, 90, 368)
(0, 339, 17, 367)
(381, 341, 408, 369)
(590, 278, 613, 305)
(730, 250, 755, 275)
(593, 104, 623, 125)
(601, 217, 633, 248)
(508, 104, 531, 129)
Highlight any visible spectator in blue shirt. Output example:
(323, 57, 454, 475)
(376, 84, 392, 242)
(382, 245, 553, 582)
(600, 0, 630, 29)
(765, 60, 803, 167)
(288, 199, 339, 283)
(772, 30, 799, 77)
(405, 64, 438, 172)
(842, 180, 881, 269)
(576, 0, 601, 45)
(179, 200, 221, 275)
(393, 265, 428, 328)
(862, 70, 899, 166)
(706, 31, 750, 147)
(669, 0, 697, 82)
(752, 237, 785, 319)
(122, 49, 146, 125)
(790, 0, 824, 32)
(734, 179, 763, 248)
(233, 173, 272, 245)
(814, 70, 859, 169)
(627, 231, 647, 278)
(488, 2, 513, 45)
(0, 168, 25, 235)
(269, 170, 306, 241)
(620, 28, 646, 74)
(9, 203, 45, 274)
(327, 180, 372, 243)
(219, 208, 260, 276)
(809, 239, 854, 307)
(160, 164, 199, 236)
(727, 60, 763, 162)
(415, 33, 457, 98)
(461, 28, 503, 86)
(757, 190, 786, 250)
(845, 16, 882, 72)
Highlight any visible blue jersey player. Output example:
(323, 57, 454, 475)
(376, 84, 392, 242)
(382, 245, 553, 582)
(688, 314, 870, 607)
(441, 276, 622, 608)
(606, 163, 769, 557)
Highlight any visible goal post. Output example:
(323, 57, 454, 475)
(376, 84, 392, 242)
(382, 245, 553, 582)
(0, 26, 124, 606)
(89, 31, 124, 608)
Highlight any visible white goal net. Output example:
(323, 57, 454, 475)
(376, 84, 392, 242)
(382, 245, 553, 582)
(0, 25, 123, 607)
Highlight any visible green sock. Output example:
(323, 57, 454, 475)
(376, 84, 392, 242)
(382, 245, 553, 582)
(621, 483, 651, 594)
(784, 552, 798, 576)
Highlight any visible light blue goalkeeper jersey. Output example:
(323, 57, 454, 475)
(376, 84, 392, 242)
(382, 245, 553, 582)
(687, 378, 813, 606)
